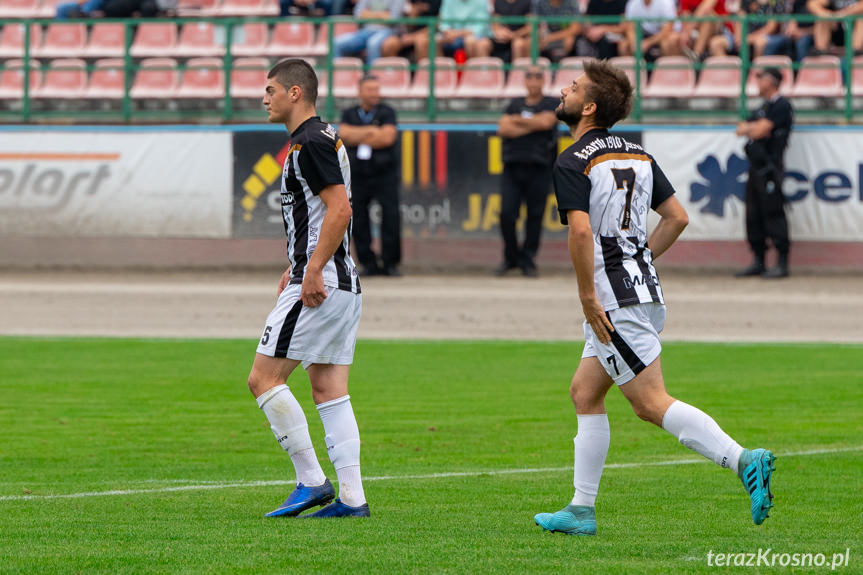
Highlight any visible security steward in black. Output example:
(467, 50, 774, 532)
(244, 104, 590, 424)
(339, 74, 402, 277)
(735, 67, 794, 279)
(495, 65, 559, 277)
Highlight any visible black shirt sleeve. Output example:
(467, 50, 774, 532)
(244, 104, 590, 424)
(504, 99, 520, 115)
(378, 105, 398, 126)
(340, 108, 353, 125)
(297, 138, 344, 195)
(650, 160, 676, 210)
(540, 96, 560, 113)
(768, 98, 793, 135)
(553, 160, 591, 224)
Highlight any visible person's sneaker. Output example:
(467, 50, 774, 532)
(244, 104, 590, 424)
(265, 479, 336, 517)
(735, 261, 765, 277)
(521, 263, 538, 278)
(494, 262, 519, 277)
(737, 448, 776, 525)
(534, 504, 597, 535)
(381, 266, 403, 277)
(301, 498, 370, 518)
(761, 266, 789, 279)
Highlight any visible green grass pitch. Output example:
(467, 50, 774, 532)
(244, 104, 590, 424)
(1, 338, 861, 574)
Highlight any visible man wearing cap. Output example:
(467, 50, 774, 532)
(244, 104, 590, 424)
(735, 67, 793, 279)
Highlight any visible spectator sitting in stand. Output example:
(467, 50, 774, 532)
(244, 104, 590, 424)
(618, 0, 683, 59)
(333, 0, 406, 64)
(807, 0, 863, 55)
(783, 0, 815, 59)
(679, 0, 730, 60)
(483, 0, 534, 62)
(381, 0, 442, 61)
(434, 0, 492, 59)
(56, 0, 106, 18)
(578, 0, 628, 59)
(534, 0, 582, 62)
(709, 0, 789, 59)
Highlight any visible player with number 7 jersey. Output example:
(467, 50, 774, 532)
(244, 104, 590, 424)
(532, 59, 775, 537)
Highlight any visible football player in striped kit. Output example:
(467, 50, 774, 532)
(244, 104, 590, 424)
(533, 60, 775, 535)
(249, 59, 368, 518)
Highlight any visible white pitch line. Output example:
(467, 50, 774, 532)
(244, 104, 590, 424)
(1, 445, 860, 503)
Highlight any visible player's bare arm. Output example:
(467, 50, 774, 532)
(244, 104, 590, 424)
(368, 124, 397, 149)
(337, 124, 376, 146)
(567, 209, 614, 345)
(649, 195, 689, 259)
(736, 118, 774, 139)
(302, 183, 353, 308)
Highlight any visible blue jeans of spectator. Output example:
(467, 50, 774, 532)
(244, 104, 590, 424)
(334, 28, 393, 63)
(763, 33, 814, 62)
(56, 0, 104, 18)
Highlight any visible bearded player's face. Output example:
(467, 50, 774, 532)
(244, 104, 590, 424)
(556, 74, 590, 127)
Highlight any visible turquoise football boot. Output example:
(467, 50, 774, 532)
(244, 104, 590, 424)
(738, 448, 776, 525)
(534, 504, 597, 535)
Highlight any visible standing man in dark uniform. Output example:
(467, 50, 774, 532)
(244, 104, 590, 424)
(495, 65, 560, 277)
(339, 75, 402, 277)
(735, 67, 793, 279)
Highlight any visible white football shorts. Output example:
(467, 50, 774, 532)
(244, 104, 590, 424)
(257, 283, 362, 368)
(582, 302, 666, 386)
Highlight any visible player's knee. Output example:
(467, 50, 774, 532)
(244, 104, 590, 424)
(570, 381, 602, 411)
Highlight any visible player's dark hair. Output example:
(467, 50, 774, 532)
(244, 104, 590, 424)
(268, 59, 318, 104)
(583, 59, 633, 129)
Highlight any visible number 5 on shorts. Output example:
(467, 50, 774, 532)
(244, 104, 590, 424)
(606, 354, 620, 376)
(261, 326, 272, 345)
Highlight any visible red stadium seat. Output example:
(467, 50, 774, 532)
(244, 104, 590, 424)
(218, 0, 278, 16)
(34, 58, 87, 99)
(0, 0, 41, 18)
(177, 22, 225, 57)
(311, 21, 358, 57)
(85, 58, 126, 99)
(454, 57, 505, 98)
(130, 23, 179, 58)
(130, 58, 179, 99)
(231, 22, 268, 57)
(642, 56, 695, 98)
(853, 56, 863, 95)
(746, 55, 793, 96)
(370, 57, 411, 98)
(0, 23, 42, 58)
(547, 56, 586, 97)
(503, 57, 550, 98)
(0, 59, 41, 99)
(790, 55, 844, 98)
(409, 57, 457, 98)
(35, 23, 87, 59)
(268, 22, 316, 57)
(176, 57, 225, 99)
(86, 23, 128, 58)
(330, 57, 363, 98)
(230, 57, 269, 99)
(693, 56, 742, 98)
(608, 56, 648, 91)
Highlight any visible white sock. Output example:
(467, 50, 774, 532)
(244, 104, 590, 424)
(256, 384, 327, 487)
(570, 413, 610, 508)
(662, 400, 745, 474)
(317, 395, 366, 507)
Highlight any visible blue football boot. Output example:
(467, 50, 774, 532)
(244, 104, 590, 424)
(302, 498, 370, 518)
(265, 479, 335, 517)
(738, 448, 776, 525)
(534, 504, 597, 535)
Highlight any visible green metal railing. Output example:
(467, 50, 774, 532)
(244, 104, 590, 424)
(0, 14, 860, 124)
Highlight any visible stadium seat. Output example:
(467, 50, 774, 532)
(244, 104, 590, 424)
(0, 59, 41, 100)
(746, 55, 793, 96)
(86, 23, 128, 58)
(218, 0, 278, 16)
(268, 22, 316, 57)
(454, 57, 505, 98)
(130, 58, 179, 99)
(642, 56, 695, 98)
(34, 58, 87, 99)
(230, 22, 268, 57)
(85, 58, 126, 99)
(130, 23, 179, 58)
(608, 56, 648, 91)
(693, 56, 742, 98)
(790, 55, 844, 98)
(230, 57, 269, 99)
(330, 57, 363, 98)
(0, 0, 41, 18)
(0, 23, 42, 58)
(853, 56, 863, 95)
(369, 57, 411, 98)
(311, 21, 359, 57)
(34, 23, 87, 59)
(547, 56, 587, 97)
(408, 57, 457, 98)
(176, 57, 224, 99)
(177, 22, 225, 57)
(503, 57, 551, 98)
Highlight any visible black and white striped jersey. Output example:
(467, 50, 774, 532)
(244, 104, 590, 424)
(553, 128, 675, 312)
(281, 116, 360, 294)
